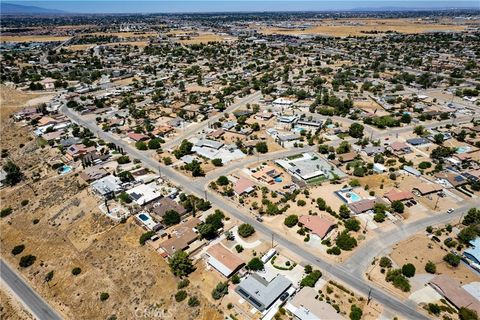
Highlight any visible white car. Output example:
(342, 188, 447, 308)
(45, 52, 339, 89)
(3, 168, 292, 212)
(447, 208, 454, 214)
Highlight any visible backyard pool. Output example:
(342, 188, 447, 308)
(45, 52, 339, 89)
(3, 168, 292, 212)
(138, 213, 149, 221)
(336, 188, 363, 203)
(275, 177, 283, 183)
(456, 146, 471, 154)
(58, 165, 73, 175)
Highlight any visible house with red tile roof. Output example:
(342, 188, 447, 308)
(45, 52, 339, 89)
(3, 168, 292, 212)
(127, 132, 149, 142)
(205, 243, 244, 277)
(298, 215, 336, 239)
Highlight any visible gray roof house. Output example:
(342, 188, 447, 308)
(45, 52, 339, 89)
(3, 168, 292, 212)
(235, 274, 292, 311)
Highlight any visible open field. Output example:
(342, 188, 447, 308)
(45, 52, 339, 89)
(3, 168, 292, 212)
(65, 41, 150, 51)
(0, 35, 71, 43)
(258, 18, 472, 37)
(0, 284, 33, 320)
(0, 86, 55, 121)
(87, 32, 157, 38)
(176, 33, 235, 44)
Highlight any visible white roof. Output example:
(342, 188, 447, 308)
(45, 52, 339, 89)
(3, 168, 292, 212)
(126, 183, 162, 205)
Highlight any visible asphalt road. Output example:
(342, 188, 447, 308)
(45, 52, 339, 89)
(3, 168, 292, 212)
(61, 105, 435, 319)
(0, 259, 62, 320)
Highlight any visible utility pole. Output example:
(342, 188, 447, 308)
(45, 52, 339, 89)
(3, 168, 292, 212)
(204, 189, 208, 201)
(271, 233, 274, 248)
(434, 193, 440, 210)
(367, 287, 372, 305)
(158, 166, 162, 178)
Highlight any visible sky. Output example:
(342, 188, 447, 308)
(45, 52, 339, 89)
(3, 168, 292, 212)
(7, 0, 480, 14)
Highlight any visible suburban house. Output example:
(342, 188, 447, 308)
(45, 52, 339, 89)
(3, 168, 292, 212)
(65, 144, 96, 161)
(159, 218, 202, 257)
(233, 177, 256, 196)
(235, 274, 292, 311)
(384, 188, 414, 203)
(126, 183, 162, 206)
(406, 137, 430, 146)
(412, 183, 443, 196)
(90, 175, 123, 199)
(285, 287, 344, 320)
(79, 165, 109, 183)
(252, 166, 281, 184)
(205, 243, 244, 278)
(464, 237, 480, 268)
(148, 197, 188, 221)
(435, 172, 469, 188)
(429, 275, 480, 315)
(362, 146, 385, 156)
(298, 215, 336, 239)
(348, 198, 383, 215)
(387, 141, 412, 155)
(127, 132, 149, 142)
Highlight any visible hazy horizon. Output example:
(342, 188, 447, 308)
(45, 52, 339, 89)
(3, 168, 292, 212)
(5, 0, 480, 14)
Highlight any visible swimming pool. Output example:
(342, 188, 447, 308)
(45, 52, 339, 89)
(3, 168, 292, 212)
(138, 213, 149, 221)
(456, 146, 471, 154)
(336, 188, 363, 203)
(58, 165, 73, 175)
(275, 177, 283, 183)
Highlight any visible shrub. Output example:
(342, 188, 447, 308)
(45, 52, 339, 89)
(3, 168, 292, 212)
(163, 210, 181, 226)
(443, 253, 461, 267)
(459, 307, 478, 320)
(428, 303, 441, 315)
(11, 244, 25, 256)
(116, 155, 130, 164)
(21, 200, 29, 206)
(379, 257, 392, 268)
(385, 269, 411, 292)
(217, 176, 229, 186)
(284, 215, 299, 228)
(139, 231, 156, 245)
(177, 279, 190, 289)
(238, 224, 255, 238)
(344, 218, 360, 232)
(45, 270, 54, 282)
(188, 296, 200, 307)
(0, 207, 13, 218)
(304, 265, 312, 274)
(300, 270, 322, 287)
(231, 274, 240, 284)
(100, 292, 110, 301)
(350, 304, 363, 320)
(401, 263, 416, 278)
(297, 199, 306, 206)
(212, 282, 228, 300)
(212, 158, 223, 167)
(235, 244, 244, 253)
(175, 290, 187, 302)
(336, 231, 357, 251)
(19, 254, 36, 268)
(72, 267, 82, 276)
(327, 246, 341, 255)
(419, 162, 432, 169)
(135, 141, 148, 150)
(425, 261, 436, 274)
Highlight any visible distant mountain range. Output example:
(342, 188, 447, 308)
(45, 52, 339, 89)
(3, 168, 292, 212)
(1, 3, 66, 15)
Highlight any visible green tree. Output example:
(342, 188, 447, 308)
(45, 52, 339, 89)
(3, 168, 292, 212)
(169, 251, 195, 277)
(216, 175, 229, 186)
(11, 244, 25, 255)
(139, 231, 156, 245)
(379, 256, 392, 268)
(3, 161, 23, 186)
(348, 123, 364, 138)
(175, 290, 187, 302)
(349, 304, 363, 320)
(300, 270, 322, 287)
(211, 282, 228, 300)
(425, 261, 436, 274)
(247, 257, 264, 271)
(284, 215, 299, 228)
(336, 231, 357, 251)
(339, 204, 351, 219)
(163, 210, 181, 226)
(100, 292, 109, 301)
(255, 142, 268, 153)
(148, 138, 162, 149)
(391, 201, 405, 213)
(188, 296, 200, 307)
(173, 140, 193, 159)
(19, 255, 36, 268)
(211, 158, 223, 167)
(72, 267, 82, 275)
(401, 263, 416, 278)
(238, 223, 255, 238)
(344, 219, 360, 232)
(443, 253, 461, 267)
(459, 307, 478, 320)
(317, 198, 326, 210)
(135, 141, 148, 150)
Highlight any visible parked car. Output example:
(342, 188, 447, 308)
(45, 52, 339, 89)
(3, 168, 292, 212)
(447, 208, 454, 214)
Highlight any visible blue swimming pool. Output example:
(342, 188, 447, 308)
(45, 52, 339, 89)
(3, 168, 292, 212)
(58, 165, 73, 175)
(139, 214, 149, 221)
(336, 188, 363, 203)
(275, 177, 283, 183)
(456, 146, 471, 154)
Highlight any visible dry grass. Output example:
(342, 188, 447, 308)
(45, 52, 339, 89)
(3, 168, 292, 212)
(65, 41, 149, 51)
(87, 32, 157, 38)
(177, 33, 235, 45)
(0, 285, 33, 320)
(259, 18, 469, 37)
(0, 36, 71, 43)
(0, 86, 54, 121)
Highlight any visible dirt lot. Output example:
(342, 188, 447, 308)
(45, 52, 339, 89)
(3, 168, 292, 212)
(0, 86, 54, 121)
(176, 33, 235, 45)
(0, 108, 221, 320)
(0, 285, 33, 320)
(65, 41, 150, 51)
(259, 18, 471, 37)
(0, 36, 71, 43)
